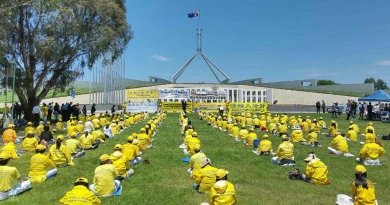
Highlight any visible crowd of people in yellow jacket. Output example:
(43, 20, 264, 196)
(199, 111, 385, 205)
(0, 110, 166, 204)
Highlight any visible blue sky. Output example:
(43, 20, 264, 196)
(87, 0, 390, 84)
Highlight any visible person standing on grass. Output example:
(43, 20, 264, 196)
(28, 145, 57, 183)
(209, 169, 236, 205)
(89, 154, 121, 197)
(91, 103, 96, 115)
(60, 177, 101, 205)
(321, 100, 326, 113)
(0, 153, 32, 201)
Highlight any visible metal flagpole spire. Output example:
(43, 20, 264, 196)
(172, 10, 230, 84)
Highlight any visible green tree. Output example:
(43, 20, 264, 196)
(364, 78, 389, 90)
(0, 0, 132, 120)
(317, 79, 337, 86)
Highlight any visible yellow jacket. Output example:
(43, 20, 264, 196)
(258, 139, 272, 152)
(305, 159, 329, 185)
(122, 143, 140, 161)
(48, 144, 72, 166)
(79, 134, 94, 149)
(93, 164, 118, 196)
(56, 122, 64, 131)
(276, 141, 294, 160)
(246, 132, 258, 146)
(111, 155, 130, 177)
(352, 180, 376, 205)
(330, 135, 349, 153)
(29, 153, 56, 183)
(2, 128, 17, 144)
(347, 130, 358, 142)
(187, 137, 201, 156)
(0, 166, 20, 192)
(1, 142, 19, 159)
(194, 165, 218, 193)
(137, 133, 150, 151)
(238, 129, 248, 140)
(291, 130, 305, 142)
(307, 132, 318, 143)
(24, 126, 35, 137)
(209, 180, 236, 205)
(190, 152, 207, 176)
(277, 124, 288, 134)
(60, 185, 101, 205)
(359, 143, 385, 160)
(22, 137, 38, 152)
(66, 139, 82, 154)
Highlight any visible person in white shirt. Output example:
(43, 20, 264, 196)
(32, 104, 41, 127)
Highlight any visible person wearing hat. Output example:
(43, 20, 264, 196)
(22, 131, 38, 152)
(245, 127, 258, 146)
(255, 134, 273, 156)
(351, 165, 377, 205)
(28, 145, 57, 183)
(0, 141, 19, 159)
(357, 138, 385, 166)
(328, 133, 354, 157)
(237, 125, 248, 142)
(91, 129, 106, 143)
(66, 132, 85, 158)
(208, 169, 236, 205)
(318, 117, 326, 129)
(84, 117, 94, 133)
(122, 135, 142, 165)
(364, 128, 376, 145)
(290, 128, 305, 143)
(307, 129, 321, 147)
(272, 135, 295, 166)
(89, 154, 121, 197)
(60, 177, 101, 204)
(137, 128, 150, 151)
(76, 121, 85, 133)
(24, 122, 35, 138)
(277, 121, 288, 137)
(0, 153, 32, 201)
(2, 124, 17, 144)
(365, 122, 375, 136)
(103, 123, 113, 139)
(48, 135, 74, 167)
(187, 132, 201, 156)
(302, 152, 330, 185)
(189, 143, 207, 176)
(328, 121, 338, 137)
(193, 158, 219, 193)
(349, 121, 360, 134)
(346, 126, 358, 142)
(110, 144, 134, 180)
(229, 123, 240, 139)
(268, 120, 277, 135)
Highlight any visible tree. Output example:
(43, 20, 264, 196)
(317, 79, 337, 86)
(0, 0, 132, 120)
(364, 78, 389, 90)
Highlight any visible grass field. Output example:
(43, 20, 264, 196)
(2, 113, 390, 205)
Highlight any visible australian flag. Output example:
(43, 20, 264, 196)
(188, 11, 199, 18)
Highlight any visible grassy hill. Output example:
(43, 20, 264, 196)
(2, 113, 389, 204)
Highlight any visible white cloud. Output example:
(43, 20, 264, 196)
(150, 55, 169, 62)
(376, 60, 390, 66)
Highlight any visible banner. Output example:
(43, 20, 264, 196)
(126, 101, 157, 113)
(159, 89, 189, 100)
(161, 102, 193, 112)
(189, 89, 227, 101)
(228, 102, 268, 113)
(197, 102, 226, 111)
(127, 89, 158, 100)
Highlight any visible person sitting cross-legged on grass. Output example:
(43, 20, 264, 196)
(272, 135, 295, 166)
(122, 135, 142, 165)
(188, 144, 207, 177)
(28, 145, 57, 183)
(302, 152, 330, 185)
(253, 134, 273, 156)
(336, 165, 377, 205)
(110, 145, 134, 181)
(79, 131, 99, 150)
(65, 132, 85, 159)
(356, 138, 385, 166)
(208, 169, 236, 205)
(0, 153, 32, 201)
(48, 135, 74, 167)
(60, 177, 101, 205)
(89, 154, 121, 197)
(328, 132, 354, 157)
(22, 131, 38, 152)
(193, 158, 219, 193)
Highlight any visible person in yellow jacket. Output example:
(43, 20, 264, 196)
(290, 129, 305, 143)
(89, 154, 121, 197)
(272, 135, 295, 165)
(328, 133, 354, 157)
(0, 153, 32, 201)
(2, 124, 17, 144)
(187, 132, 201, 156)
(365, 122, 375, 135)
(76, 121, 84, 133)
(328, 121, 338, 137)
(66, 132, 85, 158)
(246, 127, 258, 146)
(349, 121, 360, 134)
(91, 129, 105, 143)
(109, 145, 134, 180)
(364, 128, 376, 145)
(24, 122, 35, 137)
(254, 134, 273, 156)
(237, 125, 248, 142)
(318, 117, 326, 129)
(122, 136, 142, 165)
(229, 123, 240, 138)
(189, 144, 207, 177)
(357, 141, 385, 166)
(48, 135, 74, 167)
(352, 165, 377, 205)
(79, 131, 99, 150)
(0, 142, 19, 159)
(67, 121, 78, 137)
(209, 169, 236, 205)
(193, 158, 219, 193)
(36, 121, 45, 136)
(277, 122, 288, 136)
(307, 129, 321, 147)
(56, 119, 64, 131)
(302, 153, 330, 185)
(60, 177, 101, 205)
(22, 131, 38, 152)
(347, 126, 358, 142)
(137, 128, 150, 151)
(28, 145, 57, 183)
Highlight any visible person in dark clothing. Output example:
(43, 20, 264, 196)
(111, 105, 116, 115)
(321, 100, 326, 114)
(316, 101, 321, 113)
(47, 103, 53, 122)
(367, 102, 373, 120)
(351, 101, 358, 119)
(82, 105, 87, 116)
(181, 100, 187, 113)
(359, 103, 365, 120)
(54, 103, 60, 121)
(73, 104, 80, 120)
(91, 104, 96, 115)
(40, 125, 54, 145)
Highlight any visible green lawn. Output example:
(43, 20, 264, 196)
(2, 113, 390, 205)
